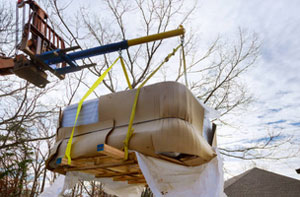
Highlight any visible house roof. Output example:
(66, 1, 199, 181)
(224, 167, 300, 197)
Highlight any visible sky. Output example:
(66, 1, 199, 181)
(43, 0, 300, 180)
(6, 0, 299, 181)
(194, 0, 300, 180)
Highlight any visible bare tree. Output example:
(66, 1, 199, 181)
(0, 0, 15, 56)
(0, 0, 294, 196)
(0, 5, 60, 193)
(71, 0, 258, 120)
(73, 0, 265, 154)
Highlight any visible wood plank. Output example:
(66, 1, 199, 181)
(97, 144, 125, 159)
(74, 155, 110, 163)
(113, 175, 145, 182)
(58, 158, 97, 174)
(113, 175, 134, 181)
(58, 157, 92, 168)
(95, 171, 142, 178)
(128, 180, 147, 184)
(66, 160, 136, 171)
(179, 156, 197, 162)
(94, 156, 121, 165)
(94, 168, 121, 177)
(56, 144, 148, 184)
(182, 156, 208, 166)
(158, 154, 185, 165)
(107, 164, 140, 173)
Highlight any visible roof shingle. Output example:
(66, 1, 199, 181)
(224, 167, 300, 197)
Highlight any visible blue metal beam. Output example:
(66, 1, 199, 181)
(55, 65, 81, 75)
(55, 63, 96, 75)
(39, 40, 128, 66)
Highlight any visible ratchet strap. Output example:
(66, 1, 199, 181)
(120, 56, 133, 90)
(123, 44, 181, 160)
(65, 44, 184, 163)
(64, 57, 120, 165)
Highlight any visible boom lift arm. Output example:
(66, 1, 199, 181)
(0, 0, 185, 88)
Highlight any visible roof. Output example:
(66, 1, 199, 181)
(224, 167, 300, 197)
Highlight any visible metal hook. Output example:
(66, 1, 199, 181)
(180, 35, 185, 45)
(118, 49, 122, 57)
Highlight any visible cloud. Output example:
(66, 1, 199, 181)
(247, 135, 286, 144)
(268, 108, 282, 113)
(276, 91, 291, 96)
(289, 122, 300, 127)
(266, 120, 287, 125)
(199, 0, 300, 179)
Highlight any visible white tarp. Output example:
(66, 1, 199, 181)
(40, 150, 225, 197)
(39, 171, 144, 197)
(136, 149, 226, 197)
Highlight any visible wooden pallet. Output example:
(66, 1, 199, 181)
(55, 144, 147, 185)
(54, 143, 211, 185)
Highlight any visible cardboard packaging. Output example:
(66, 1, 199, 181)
(46, 81, 217, 171)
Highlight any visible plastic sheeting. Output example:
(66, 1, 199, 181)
(39, 171, 144, 197)
(40, 150, 225, 197)
(62, 98, 99, 127)
(136, 149, 226, 197)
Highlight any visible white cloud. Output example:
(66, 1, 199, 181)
(5, 0, 299, 180)
(196, 0, 300, 179)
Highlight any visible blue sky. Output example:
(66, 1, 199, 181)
(195, 0, 300, 179)
(42, 0, 299, 180)
(7, 0, 299, 180)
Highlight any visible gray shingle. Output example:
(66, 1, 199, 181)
(224, 167, 300, 197)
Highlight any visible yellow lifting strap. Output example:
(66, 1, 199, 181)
(120, 56, 133, 90)
(123, 44, 182, 160)
(64, 43, 185, 163)
(65, 57, 121, 165)
(181, 38, 188, 88)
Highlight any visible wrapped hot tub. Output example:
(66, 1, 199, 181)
(46, 81, 217, 171)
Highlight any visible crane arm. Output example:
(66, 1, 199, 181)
(0, 0, 185, 88)
(38, 26, 185, 75)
